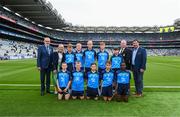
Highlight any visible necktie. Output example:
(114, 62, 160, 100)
(46, 46, 50, 55)
(120, 48, 124, 54)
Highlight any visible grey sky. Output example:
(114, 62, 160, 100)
(48, 0, 180, 26)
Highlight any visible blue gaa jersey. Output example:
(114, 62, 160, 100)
(65, 52, 75, 64)
(72, 70, 84, 91)
(116, 70, 131, 84)
(97, 50, 109, 69)
(87, 71, 99, 88)
(111, 54, 123, 69)
(84, 49, 96, 68)
(57, 70, 71, 88)
(101, 70, 114, 87)
(75, 50, 84, 67)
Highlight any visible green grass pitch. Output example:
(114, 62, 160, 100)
(0, 56, 180, 116)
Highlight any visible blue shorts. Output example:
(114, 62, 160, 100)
(67, 63, 74, 73)
(98, 68, 105, 75)
(102, 85, 113, 97)
(58, 87, 69, 95)
(117, 83, 129, 95)
(71, 90, 84, 96)
(87, 87, 99, 97)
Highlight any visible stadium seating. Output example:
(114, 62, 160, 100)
(0, 38, 37, 60)
(0, 5, 180, 60)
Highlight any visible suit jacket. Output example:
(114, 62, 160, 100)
(37, 45, 53, 69)
(52, 51, 65, 71)
(132, 47, 147, 70)
(120, 47, 132, 70)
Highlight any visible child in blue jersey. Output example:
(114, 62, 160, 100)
(64, 43, 75, 72)
(115, 62, 131, 102)
(57, 62, 72, 100)
(101, 61, 114, 101)
(75, 43, 84, 71)
(86, 63, 99, 100)
(83, 40, 96, 77)
(71, 61, 85, 100)
(97, 42, 109, 74)
(110, 47, 123, 73)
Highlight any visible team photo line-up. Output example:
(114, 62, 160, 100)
(37, 37, 147, 102)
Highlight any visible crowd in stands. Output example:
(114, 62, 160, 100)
(0, 38, 37, 60)
(0, 38, 180, 60)
(1, 6, 180, 60)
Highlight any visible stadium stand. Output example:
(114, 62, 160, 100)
(0, 38, 37, 60)
(0, 1, 180, 60)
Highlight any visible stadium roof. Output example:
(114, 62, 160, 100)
(63, 26, 161, 33)
(0, 0, 69, 29)
(0, 0, 179, 33)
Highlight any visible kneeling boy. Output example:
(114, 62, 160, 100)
(101, 61, 114, 101)
(115, 62, 131, 102)
(71, 61, 85, 100)
(57, 62, 72, 100)
(86, 63, 100, 100)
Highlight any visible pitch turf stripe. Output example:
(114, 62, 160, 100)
(0, 67, 35, 78)
(0, 84, 180, 88)
(152, 62, 180, 68)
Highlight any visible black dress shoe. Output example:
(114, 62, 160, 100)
(46, 91, 54, 94)
(41, 92, 45, 96)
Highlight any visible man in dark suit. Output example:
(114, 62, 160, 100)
(131, 39, 147, 97)
(119, 40, 132, 70)
(37, 37, 53, 96)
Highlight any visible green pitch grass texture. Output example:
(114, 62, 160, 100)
(0, 56, 180, 116)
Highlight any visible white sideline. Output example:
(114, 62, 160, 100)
(0, 84, 180, 88)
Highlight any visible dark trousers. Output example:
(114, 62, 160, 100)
(40, 68, 51, 92)
(132, 68, 144, 94)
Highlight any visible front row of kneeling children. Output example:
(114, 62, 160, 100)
(56, 61, 131, 102)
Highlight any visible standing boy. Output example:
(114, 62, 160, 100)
(110, 47, 123, 73)
(97, 42, 109, 74)
(84, 40, 96, 76)
(75, 43, 84, 71)
(64, 43, 75, 72)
